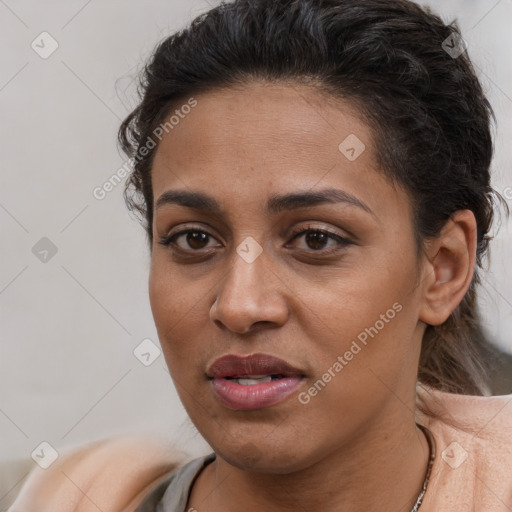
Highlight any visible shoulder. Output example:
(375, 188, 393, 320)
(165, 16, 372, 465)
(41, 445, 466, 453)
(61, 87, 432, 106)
(9, 435, 183, 512)
(417, 384, 512, 440)
(417, 385, 512, 510)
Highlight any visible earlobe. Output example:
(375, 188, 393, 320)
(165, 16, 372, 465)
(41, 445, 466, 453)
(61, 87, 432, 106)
(418, 210, 477, 326)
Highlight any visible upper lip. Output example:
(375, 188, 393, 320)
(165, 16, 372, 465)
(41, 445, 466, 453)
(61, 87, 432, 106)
(206, 353, 305, 379)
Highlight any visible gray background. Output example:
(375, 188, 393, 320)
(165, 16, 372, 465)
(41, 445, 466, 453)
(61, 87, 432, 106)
(1, 0, 511, 476)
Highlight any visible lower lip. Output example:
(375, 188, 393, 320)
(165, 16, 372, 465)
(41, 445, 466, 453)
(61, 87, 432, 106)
(210, 377, 303, 410)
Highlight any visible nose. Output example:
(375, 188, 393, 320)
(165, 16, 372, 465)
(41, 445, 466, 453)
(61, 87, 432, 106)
(209, 248, 289, 335)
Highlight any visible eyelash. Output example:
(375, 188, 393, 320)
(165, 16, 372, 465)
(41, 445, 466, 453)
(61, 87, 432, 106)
(158, 224, 353, 256)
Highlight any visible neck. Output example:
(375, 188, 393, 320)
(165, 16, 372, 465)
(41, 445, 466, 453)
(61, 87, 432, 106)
(188, 407, 431, 512)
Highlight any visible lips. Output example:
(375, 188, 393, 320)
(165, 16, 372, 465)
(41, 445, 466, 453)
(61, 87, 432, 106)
(206, 353, 305, 380)
(206, 353, 306, 410)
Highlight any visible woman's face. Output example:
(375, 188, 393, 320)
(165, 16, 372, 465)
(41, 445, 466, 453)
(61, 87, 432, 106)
(149, 82, 428, 473)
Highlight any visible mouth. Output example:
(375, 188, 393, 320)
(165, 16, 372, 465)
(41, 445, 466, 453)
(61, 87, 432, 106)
(223, 374, 290, 385)
(206, 353, 306, 410)
(206, 352, 305, 379)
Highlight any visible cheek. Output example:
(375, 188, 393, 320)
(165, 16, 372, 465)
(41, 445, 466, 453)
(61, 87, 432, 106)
(303, 247, 420, 378)
(313, 255, 411, 327)
(148, 264, 174, 333)
(148, 264, 188, 361)
(148, 261, 214, 372)
(149, 257, 204, 325)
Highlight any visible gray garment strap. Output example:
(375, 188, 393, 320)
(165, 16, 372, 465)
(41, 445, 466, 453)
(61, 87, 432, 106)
(135, 453, 216, 512)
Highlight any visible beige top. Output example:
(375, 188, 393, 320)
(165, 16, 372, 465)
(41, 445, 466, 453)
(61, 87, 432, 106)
(414, 385, 512, 510)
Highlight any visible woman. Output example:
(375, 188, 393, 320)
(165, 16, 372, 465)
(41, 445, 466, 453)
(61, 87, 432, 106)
(11, 0, 512, 510)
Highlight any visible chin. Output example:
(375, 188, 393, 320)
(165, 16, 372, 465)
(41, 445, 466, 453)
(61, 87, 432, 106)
(214, 438, 319, 474)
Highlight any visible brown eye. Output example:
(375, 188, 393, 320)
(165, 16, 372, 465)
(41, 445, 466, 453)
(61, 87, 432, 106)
(183, 231, 210, 250)
(159, 229, 219, 251)
(287, 226, 352, 254)
(302, 231, 331, 250)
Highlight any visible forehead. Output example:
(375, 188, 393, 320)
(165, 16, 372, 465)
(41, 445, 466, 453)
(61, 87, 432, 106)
(154, 81, 373, 165)
(150, 82, 408, 218)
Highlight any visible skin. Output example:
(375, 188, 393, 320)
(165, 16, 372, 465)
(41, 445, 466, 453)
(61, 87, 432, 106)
(148, 81, 477, 512)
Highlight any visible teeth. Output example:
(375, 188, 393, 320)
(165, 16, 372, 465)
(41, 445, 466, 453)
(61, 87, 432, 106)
(232, 375, 273, 385)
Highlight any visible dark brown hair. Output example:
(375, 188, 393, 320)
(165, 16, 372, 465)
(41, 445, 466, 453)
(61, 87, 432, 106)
(118, 0, 509, 397)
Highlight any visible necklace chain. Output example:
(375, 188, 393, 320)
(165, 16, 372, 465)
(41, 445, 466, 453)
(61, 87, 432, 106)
(409, 424, 436, 512)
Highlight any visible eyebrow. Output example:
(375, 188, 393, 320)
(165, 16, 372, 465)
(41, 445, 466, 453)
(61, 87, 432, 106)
(155, 188, 375, 217)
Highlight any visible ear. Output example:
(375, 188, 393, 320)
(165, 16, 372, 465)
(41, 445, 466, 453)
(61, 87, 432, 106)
(418, 210, 477, 326)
